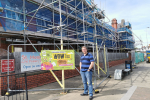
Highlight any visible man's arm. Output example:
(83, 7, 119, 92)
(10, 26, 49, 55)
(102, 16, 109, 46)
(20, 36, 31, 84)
(88, 54, 95, 71)
(88, 62, 94, 71)
(80, 62, 82, 70)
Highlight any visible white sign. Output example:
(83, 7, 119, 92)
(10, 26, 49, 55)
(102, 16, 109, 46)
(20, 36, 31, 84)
(21, 52, 41, 72)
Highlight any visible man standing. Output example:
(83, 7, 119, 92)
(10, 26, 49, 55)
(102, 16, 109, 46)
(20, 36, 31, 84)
(80, 46, 94, 100)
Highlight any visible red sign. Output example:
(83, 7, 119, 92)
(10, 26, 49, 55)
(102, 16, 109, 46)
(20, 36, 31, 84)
(1, 59, 15, 73)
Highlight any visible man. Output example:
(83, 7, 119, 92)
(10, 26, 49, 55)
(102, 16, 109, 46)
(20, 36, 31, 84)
(80, 46, 94, 100)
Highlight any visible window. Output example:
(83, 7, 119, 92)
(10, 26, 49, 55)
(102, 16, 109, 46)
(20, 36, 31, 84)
(6, 10, 12, 18)
(36, 19, 45, 26)
(16, 13, 23, 21)
(12, 11, 16, 19)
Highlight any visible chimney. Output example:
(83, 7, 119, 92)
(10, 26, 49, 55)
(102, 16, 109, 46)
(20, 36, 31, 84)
(112, 18, 117, 29)
(121, 19, 125, 28)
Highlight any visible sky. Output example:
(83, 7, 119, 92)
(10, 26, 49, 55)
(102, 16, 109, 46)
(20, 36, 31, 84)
(94, 0, 150, 48)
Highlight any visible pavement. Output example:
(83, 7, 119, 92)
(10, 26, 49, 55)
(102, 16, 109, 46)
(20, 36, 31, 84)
(1, 61, 150, 100)
(40, 61, 150, 100)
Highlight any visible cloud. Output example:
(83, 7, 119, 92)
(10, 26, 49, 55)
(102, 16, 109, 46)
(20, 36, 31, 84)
(94, 0, 150, 48)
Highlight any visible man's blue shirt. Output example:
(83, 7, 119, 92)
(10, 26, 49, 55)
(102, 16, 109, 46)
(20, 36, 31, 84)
(80, 52, 94, 72)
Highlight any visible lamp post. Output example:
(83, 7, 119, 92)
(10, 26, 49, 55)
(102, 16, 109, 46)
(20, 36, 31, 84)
(146, 27, 149, 49)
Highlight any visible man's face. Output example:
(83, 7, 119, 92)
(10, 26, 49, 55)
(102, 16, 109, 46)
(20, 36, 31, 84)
(82, 47, 87, 54)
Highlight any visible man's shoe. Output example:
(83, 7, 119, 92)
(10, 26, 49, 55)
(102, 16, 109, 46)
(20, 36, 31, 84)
(80, 93, 88, 96)
(89, 96, 93, 100)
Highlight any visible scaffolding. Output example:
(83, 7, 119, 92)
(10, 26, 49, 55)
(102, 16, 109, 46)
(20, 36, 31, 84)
(118, 27, 135, 50)
(0, 0, 135, 51)
(0, 0, 119, 50)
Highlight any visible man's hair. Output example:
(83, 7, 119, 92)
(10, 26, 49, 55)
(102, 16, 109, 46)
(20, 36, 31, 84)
(82, 46, 87, 49)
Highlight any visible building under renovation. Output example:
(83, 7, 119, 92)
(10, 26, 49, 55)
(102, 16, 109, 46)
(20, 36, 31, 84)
(0, 0, 136, 97)
(0, 0, 134, 52)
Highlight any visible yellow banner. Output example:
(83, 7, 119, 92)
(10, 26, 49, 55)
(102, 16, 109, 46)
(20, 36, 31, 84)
(40, 50, 75, 70)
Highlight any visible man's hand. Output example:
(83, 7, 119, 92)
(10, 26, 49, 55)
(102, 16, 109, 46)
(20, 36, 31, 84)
(88, 69, 90, 72)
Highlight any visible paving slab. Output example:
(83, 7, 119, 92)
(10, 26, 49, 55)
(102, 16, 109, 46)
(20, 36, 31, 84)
(130, 87, 150, 100)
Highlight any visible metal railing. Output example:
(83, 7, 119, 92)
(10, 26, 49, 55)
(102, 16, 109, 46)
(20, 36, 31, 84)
(0, 73, 28, 100)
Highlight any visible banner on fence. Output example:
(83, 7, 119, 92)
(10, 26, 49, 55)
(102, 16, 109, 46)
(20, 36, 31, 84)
(21, 52, 41, 72)
(40, 50, 75, 70)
